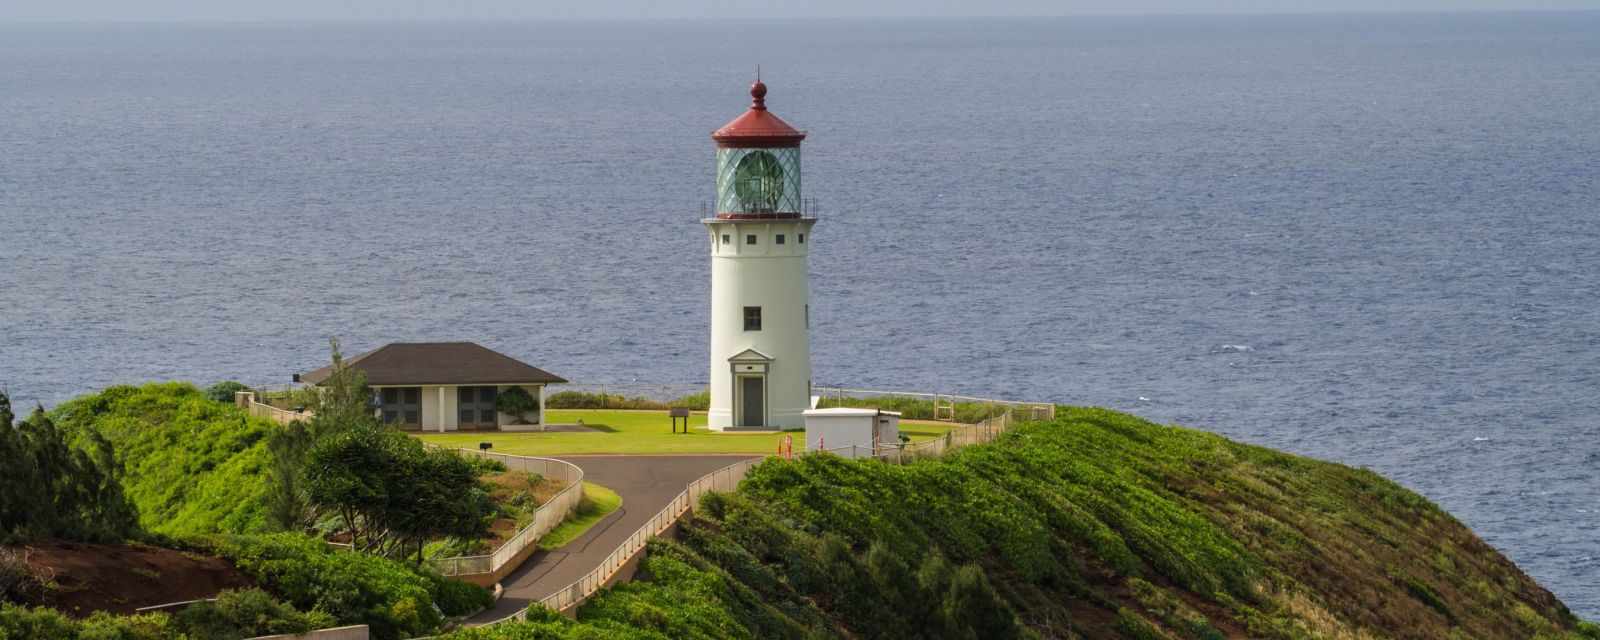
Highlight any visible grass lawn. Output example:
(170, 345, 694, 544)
(415, 409, 959, 456)
(539, 482, 623, 550)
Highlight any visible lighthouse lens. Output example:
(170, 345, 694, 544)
(733, 151, 785, 213)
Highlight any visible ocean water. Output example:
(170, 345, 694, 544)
(2, 14, 1598, 615)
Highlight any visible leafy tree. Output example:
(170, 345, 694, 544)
(0, 392, 139, 543)
(204, 380, 251, 404)
(265, 419, 315, 532)
(298, 337, 373, 439)
(305, 422, 491, 563)
(495, 386, 538, 424)
(266, 338, 374, 533)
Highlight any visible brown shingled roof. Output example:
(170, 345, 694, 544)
(298, 342, 566, 386)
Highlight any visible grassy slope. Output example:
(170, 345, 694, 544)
(50, 382, 278, 537)
(539, 482, 624, 550)
(441, 407, 1598, 640)
(417, 409, 956, 455)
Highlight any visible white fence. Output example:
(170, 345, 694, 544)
(487, 457, 762, 623)
(430, 450, 586, 577)
(236, 391, 312, 425)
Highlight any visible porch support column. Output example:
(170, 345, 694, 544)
(538, 385, 546, 426)
(438, 386, 446, 433)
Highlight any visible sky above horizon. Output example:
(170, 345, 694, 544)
(2, 0, 1598, 21)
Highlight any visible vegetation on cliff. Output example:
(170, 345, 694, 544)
(444, 407, 1598, 640)
(49, 382, 279, 537)
(8, 380, 495, 639)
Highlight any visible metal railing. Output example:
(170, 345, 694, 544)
(430, 450, 586, 577)
(882, 410, 1016, 462)
(812, 386, 1056, 424)
(487, 457, 762, 623)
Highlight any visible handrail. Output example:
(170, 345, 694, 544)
(429, 450, 586, 578)
(487, 457, 763, 624)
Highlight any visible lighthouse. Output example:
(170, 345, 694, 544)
(704, 79, 813, 431)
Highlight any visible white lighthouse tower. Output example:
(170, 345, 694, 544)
(704, 79, 814, 431)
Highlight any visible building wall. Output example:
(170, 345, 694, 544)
(416, 385, 459, 432)
(804, 414, 876, 458)
(706, 219, 815, 430)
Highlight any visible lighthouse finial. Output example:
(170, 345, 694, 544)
(750, 69, 768, 110)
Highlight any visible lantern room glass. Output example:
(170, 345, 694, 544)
(716, 147, 801, 214)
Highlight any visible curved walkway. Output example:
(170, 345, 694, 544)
(468, 454, 755, 624)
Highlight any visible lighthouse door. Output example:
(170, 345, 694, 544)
(739, 376, 765, 427)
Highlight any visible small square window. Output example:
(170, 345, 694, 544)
(776, 234, 785, 245)
(382, 388, 398, 404)
(743, 306, 762, 331)
(746, 234, 757, 245)
(798, 233, 805, 244)
(403, 388, 420, 404)
(722, 234, 731, 244)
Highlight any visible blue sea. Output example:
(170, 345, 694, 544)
(2, 13, 1597, 616)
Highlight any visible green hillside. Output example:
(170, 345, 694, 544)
(443, 407, 1597, 640)
(50, 383, 278, 536)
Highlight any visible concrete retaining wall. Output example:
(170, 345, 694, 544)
(246, 624, 368, 640)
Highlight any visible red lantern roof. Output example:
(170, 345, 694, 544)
(712, 80, 806, 148)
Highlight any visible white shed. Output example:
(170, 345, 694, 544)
(802, 407, 902, 459)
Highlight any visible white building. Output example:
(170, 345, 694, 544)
(296, 342, 564, 432)
(803, 407, 902, 459)
(704, 80, 815, 431)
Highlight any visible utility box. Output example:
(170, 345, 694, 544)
(802, 408, 902, 459)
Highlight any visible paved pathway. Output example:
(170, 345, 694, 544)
(468, 454, 756, 624)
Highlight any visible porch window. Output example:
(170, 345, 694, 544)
(377, 387, 421, 428)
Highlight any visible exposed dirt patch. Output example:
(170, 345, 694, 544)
(484, 471, 564, 507)
(7, 541, 252, 617)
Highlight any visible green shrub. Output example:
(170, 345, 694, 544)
(545, 391, 668, 411)
(175, 588, 335, 639)
(496, 387, 539, 424)
(667, 390, 711, 411)
(812, 394, 1008, 424)
(202, 532, 490, 639)
(204, 381, 251, 405)
(0, 604, 177, 640)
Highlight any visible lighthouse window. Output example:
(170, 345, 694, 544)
(743, 306, 762, 331)
(746, 234, 757, 245)
(798, 233, 805, 244)
(776, 234, 786, 245)
(721, 234, 731, 245)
